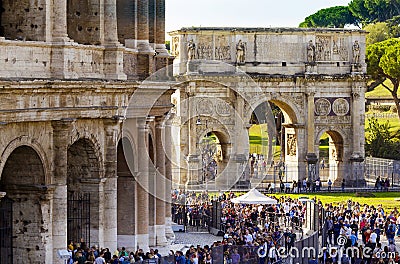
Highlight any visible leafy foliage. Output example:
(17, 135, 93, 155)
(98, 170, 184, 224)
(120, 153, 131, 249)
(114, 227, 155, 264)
(349, 0, 400, 24)
(364, 22, 391, 45)
(365, 117, 400, 159)
(299, 6, 357, 28)
(366, 38, 400, 120)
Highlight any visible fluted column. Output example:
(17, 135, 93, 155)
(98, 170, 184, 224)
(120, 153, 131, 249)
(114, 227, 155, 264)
(135, 118, 150, 251)
(51, 118, 75, 264)
(164, 114, 175, 240)
(155, 118, 168, 246)
(102, 117, 122, 250)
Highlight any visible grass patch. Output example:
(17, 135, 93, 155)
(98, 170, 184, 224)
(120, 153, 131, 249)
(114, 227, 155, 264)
(365, 80, 400, 98)
(270, 192, 400, 212)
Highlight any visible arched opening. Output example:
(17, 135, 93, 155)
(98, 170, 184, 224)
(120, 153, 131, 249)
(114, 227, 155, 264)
(0, 146, 46, 263)
(117, 138, 136, 248)
(317, 130, 344, 188)
(199, 132, 223, 189)
(67, 0, 101, 45)
(116, 0, 136, 44)
(67, 138, 101, 248)
(0, 0, 46, 41)
(248, 100, 299, 190)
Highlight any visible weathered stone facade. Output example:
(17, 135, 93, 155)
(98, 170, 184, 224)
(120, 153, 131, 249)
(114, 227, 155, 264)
(169, 28, 367, 189)
(0, 1, 174, 264)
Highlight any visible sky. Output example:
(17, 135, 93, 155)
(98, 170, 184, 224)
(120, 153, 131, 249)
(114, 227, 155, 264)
(166, 0, 352, 35)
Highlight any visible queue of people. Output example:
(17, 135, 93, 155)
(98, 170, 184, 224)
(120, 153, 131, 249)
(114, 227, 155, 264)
(321, 200, 399, 264)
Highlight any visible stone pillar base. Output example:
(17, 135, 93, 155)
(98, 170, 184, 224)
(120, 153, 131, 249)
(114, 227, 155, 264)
(117, 235, 136, 252)
(103, 45, 127, 80)
(135, 234, 149, 252)
(155, 225, 168, 246)
(165, 217, 176, 241)
(148, 225, 156, 247)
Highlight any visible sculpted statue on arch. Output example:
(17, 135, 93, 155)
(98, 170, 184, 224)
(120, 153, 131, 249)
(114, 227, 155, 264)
(352, 40, 360, 64)
(307, 40, 316, 64)
(187, 39, 196, 61)
(236, 40, 246, 64)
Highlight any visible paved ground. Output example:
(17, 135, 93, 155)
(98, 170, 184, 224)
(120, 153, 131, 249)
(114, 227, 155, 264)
(157, 231, 400, 257)
(157, 232, 220, 255)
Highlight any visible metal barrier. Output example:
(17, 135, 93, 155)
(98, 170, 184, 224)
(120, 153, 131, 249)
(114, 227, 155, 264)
(130, 255, 175, 264)
(365, 157, 400, 187)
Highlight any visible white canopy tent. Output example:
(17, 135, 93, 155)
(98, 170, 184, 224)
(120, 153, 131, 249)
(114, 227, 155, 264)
(231, 188, 277, 205)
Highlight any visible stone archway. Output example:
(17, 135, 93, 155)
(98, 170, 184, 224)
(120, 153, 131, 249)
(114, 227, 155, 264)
(0, 145, 47, 263)
(246, 99, 303, 186)
(197, 129, 231, 189)
(316, 129, 346, 186)
(67, 138, 101, 247)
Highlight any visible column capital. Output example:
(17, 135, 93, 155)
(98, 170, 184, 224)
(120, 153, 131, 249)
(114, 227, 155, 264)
(51, 118, 76, 131)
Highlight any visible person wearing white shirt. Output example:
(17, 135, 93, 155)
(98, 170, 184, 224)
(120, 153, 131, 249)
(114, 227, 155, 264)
(268, 246, 277, 262)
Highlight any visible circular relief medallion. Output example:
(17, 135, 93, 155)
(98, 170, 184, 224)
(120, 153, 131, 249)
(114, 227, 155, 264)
(332, 98, 349, 116)
(197, 98, 214, 115)
(215, 101, 231, 116)
(314, 98, 331, 116)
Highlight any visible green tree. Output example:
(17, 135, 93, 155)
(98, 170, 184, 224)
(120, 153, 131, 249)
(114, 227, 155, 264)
(349, 0, 371, 24)
(364, 22, 391, 45)
(365, 117, 400, 159)
(299, 6, 357, 28)
(366, 38, 400, 120)
(349, 0, 400, 24)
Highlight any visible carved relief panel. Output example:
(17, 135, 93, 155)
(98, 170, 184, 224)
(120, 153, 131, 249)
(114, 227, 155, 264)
(315, 36, 331, 61)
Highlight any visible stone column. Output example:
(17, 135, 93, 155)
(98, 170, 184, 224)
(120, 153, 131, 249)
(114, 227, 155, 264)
(136, 0, 155, 78)
(50, 0, 71, 79)
(186, 91, 200, 186)
(155, 118, 168, 246)
(102, 117, 122, 250)
(51, 119, 75, 264)
(164, 114, 175, 241)
(103, 0, 119, 44)
(103, 0, 127, 80)
(135, 118, 150, 251)
(305, 92, 318, 182)
(52, 0, 68, 42)
(137, 0, 150, 51)
(154, 0, 169, 71)
(350, 86, 365, 186)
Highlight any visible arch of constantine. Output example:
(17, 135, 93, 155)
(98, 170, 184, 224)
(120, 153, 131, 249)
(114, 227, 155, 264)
(168, 27, 368, 190)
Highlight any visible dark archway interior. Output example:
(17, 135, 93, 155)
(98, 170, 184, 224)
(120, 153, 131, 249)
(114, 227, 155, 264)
(0, 145, 46, 263)
(67, 139, 100, 246)
(117, 138, 135, 237)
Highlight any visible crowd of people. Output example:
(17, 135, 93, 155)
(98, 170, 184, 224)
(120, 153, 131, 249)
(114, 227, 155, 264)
(321, 199, 400, 264)
(66, 189, 400, 264)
